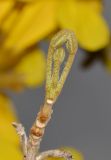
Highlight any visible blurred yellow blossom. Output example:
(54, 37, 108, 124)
(0, 0, 109, 57)
(14, 49, 45, 87)
(0, 49, 45, 90)
(0, 1, 47, 90)
(57, 0, 109, 51)
(0, 0, 56, 53)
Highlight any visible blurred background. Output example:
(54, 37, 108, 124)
(0, 0, 111, 160)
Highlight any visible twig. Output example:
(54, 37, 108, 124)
(13, 29, 78, 160)
(12, 122, 27, 156)
(36, 149, 72, 160)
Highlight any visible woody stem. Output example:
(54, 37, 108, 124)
(26, 100, 54, 160)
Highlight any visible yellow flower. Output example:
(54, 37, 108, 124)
(57, 0, 109, 51)
(0, 0, 109, 55)
(0, 49, 46, 90)
(0, 1, 47, 90)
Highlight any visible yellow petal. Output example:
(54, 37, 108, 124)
(0, 1, 14, 24)
(4, 0, 57, 54)
(75, 0, 103, 13)
(2, 9, 19, 33)
(58, 1, 110, 51)
(0, 140, 22, 160)
(77, 12, 110, 51)
(14, 49, 46, 87)
(46, 147, 83, 160)
(0, 94, 22, 160)
(3, 1, 43, 49)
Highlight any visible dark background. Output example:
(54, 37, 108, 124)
(9, 1, 111, 160)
